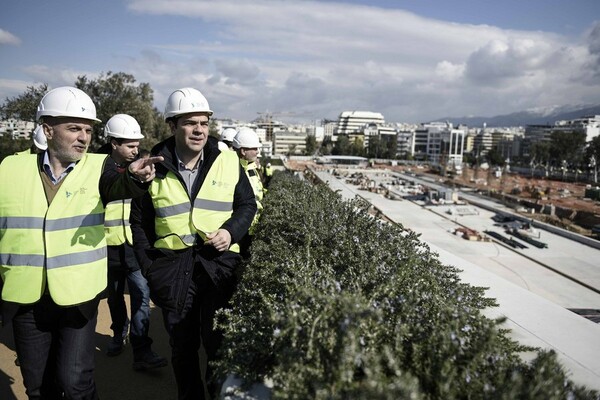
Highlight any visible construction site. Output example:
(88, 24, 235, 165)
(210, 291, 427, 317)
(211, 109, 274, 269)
(292, 160, 600, 391)
(286, 159, 600, 240)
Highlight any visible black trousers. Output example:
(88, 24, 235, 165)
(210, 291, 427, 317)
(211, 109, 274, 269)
(12, 295, 99, 400)
(161, 265, 236, 400)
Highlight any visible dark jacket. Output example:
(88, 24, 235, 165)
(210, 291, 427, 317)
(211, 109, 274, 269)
(130, 135, 256, 316)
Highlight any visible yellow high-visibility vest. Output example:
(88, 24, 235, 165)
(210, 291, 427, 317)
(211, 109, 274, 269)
(0, 153, 108, 305)
(150, 151, 241, 253)
(104, 199, 133, 246)
(240, 159, 264, 233)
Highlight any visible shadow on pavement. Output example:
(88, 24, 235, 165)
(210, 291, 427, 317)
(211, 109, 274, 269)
(0, 299, 177, 400)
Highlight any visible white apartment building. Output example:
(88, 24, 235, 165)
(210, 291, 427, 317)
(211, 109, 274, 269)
(335, 111, 385, 136)
(396, 130, 415, 158)
(335, 111, 400, 150)
(522, 114, 599, 157)
(323, 120, 337, 139)
(414, 122, 465, 166)
(0, 119, 36, 139)
(554, 115, 600, 142)
(273, 130, 307, 156)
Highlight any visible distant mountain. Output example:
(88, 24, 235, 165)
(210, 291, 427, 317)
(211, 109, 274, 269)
(438, 104, 600, 128)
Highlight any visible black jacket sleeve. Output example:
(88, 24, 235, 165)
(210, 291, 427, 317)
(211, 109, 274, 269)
(99, 156, 149, 206)
(130, 192, 156, 271)
(221, 164, 257, 244)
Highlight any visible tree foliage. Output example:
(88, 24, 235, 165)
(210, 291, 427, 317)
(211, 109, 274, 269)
(215, 172, 598, 399)
(305, 134, 317, 156)
(0, 83, 48, 122)
(0, 136, 30, 162)
(549, 131, 586, 168)
(486, 148, 506, 166)
(75, 71, 169, 150)
(332, 135, 350, 155)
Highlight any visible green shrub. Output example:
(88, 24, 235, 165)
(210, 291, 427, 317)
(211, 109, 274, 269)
(215, 171, 599, 399)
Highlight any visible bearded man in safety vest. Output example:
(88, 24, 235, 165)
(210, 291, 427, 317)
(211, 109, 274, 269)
(97, 114, 166, 370)
(130, 87, 256, 400)
(0, 86, 163, 400)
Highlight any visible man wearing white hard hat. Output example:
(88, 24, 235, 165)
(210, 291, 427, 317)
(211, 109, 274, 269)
(218, 127, 237, 151)
(232, 127, 265, 258)
(98, 114, 167, 370)
(130, 87, 256, 399)
(0, 86, 163, 399)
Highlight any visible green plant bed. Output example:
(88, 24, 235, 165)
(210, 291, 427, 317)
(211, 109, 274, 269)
(215, 172, 598, 399)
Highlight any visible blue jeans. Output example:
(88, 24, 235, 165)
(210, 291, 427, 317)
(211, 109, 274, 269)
(12, 295, 98, 400)
(107, 266, 152, 356)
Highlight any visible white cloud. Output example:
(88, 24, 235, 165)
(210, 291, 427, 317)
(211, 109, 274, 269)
(0, 79, 33, 99)
(126, 0, 600, 121)
(435, 61, 465, 81)
(0, 28, 21, 46)
(5, 0, 594, 123)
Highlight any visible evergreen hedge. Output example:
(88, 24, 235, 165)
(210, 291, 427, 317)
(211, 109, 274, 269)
(215, 171, 599, 399)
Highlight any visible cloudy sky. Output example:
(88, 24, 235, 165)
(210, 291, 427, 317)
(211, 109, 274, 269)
(1, 0, 600, 124)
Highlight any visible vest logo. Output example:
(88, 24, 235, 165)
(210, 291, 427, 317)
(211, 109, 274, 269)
(211, 180, 232, 189)
(65, 188, 86, 198)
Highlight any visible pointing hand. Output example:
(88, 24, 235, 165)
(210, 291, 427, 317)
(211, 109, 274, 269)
(128, 156, 164, 183)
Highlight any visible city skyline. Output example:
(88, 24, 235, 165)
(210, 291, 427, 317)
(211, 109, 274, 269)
(1, 0, 600, 124)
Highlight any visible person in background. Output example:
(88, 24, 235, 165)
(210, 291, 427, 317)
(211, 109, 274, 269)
(264, 162, 273, 188)
(97, 114, 167, 370)
(217, 127, 237, 151)
(130, 87, 256, 400)
(15, 125, 48, 155)
(0, 86, 162, 399)
(232, 127, 265, 259)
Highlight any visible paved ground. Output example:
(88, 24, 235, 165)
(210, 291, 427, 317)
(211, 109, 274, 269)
(0, 299, 177, 400)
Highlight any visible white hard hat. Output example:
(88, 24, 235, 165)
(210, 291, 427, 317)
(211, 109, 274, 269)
(220, 128, 237, 142)
(164, 87, 213, 121)
(36, 86, 101, 122)
(233, 127, 261, 149)
(104, 114, 144, 139)
(32, 125, 47, 150)
(217, 141, 230, 151)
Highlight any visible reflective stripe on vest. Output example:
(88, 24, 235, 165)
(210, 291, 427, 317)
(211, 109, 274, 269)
(104, 199, 133, 246)
(150, 151, 240, 252)
(0, 153, 108, 305)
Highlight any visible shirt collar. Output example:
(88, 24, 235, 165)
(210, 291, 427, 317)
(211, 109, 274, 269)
(175, 149, 203, 172)
(42, 151, 77, 185)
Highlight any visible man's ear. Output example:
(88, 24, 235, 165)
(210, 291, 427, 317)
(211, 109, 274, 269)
(167, 120, 176, 133)
(42, 123, 53, 140)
